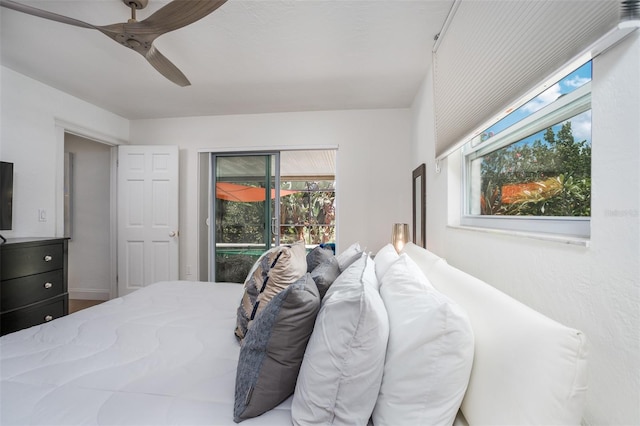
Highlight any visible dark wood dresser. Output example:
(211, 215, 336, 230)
(1, 237, 69, 336)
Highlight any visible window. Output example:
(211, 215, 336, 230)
(280, 179, 335, 246)
(461, 61, 592, 238)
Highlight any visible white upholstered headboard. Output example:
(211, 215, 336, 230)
(402, 243, 588, 425)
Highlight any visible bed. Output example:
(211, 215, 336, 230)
(1, 281, 290, 425)
(0, 242, 588, 425)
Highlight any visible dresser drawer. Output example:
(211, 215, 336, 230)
(1, 295, 67, 336)
(1, 242, 64, 280)
(1, 270, 65, 312)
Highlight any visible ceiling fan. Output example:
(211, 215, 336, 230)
(0, 0, 228, 86)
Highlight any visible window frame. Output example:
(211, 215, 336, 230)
(460, 71, 592, 239)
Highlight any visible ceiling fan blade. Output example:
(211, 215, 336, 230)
(1, 0, 211, 87)
(145, 44, 191, 87)
(0, 0, 95, 29)
(140, 0, 229, 35)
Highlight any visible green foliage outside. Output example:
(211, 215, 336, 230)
(216, 180, 335, 246)
(479, 121, 591, 216)
(214, 180, 335, 282)
(216, 198, 266, 244)
(280, 181, 335, 245)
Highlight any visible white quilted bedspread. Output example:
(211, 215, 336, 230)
(0, 281, 293, 425)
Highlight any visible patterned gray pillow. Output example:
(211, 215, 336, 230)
(234, 273, 320, 422)
(235, 241, 307, 342)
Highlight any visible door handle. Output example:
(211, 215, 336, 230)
(169, 231, 178, 237)
(271, 218, 278, 237)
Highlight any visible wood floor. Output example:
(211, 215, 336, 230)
(69, 299, 104, 314)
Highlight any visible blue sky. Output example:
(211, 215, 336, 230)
(482, 61, 592, 145)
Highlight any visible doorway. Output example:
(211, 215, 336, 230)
(64, 134, 112, 301)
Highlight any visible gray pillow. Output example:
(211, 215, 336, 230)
(310, 255, 340, 299)
(234, 273, 320, 422)
(306, 245, 335, 272)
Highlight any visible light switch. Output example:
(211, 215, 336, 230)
(38, 209, 47, 222)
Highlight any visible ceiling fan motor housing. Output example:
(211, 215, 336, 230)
(123, 0, 148, 10)
(115, 33, 152, 50)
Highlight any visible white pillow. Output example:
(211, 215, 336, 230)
(357, 251, 380, 291)
(292, 255, 389, 426)
(335, 241, 363, 271)
(400, 242, 446, 277)
(374, 243, 400, 281)
(373, 254, 474, 426)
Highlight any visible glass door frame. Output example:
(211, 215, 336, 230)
(209, 151, 281, 282)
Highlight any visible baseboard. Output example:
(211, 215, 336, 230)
(68, 288, 110, 301)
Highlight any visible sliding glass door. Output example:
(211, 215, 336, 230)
(210, 153, 281, 282)
(199, 149, 337, 282)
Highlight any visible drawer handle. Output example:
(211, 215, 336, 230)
(44, 282, 53, 289)
(44, 315, 54, 322)
(43, 255, 53, 262)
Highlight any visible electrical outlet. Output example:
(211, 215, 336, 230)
(186, 265, 192, 276)
(38, 209, 47, 222)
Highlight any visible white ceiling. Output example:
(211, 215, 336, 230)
(0, 0, 453, 120)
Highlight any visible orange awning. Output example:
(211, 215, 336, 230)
(216, 182, 298, 202)
(501, 178, 562, 204)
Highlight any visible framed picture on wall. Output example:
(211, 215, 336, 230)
(412, 163, 426, 248)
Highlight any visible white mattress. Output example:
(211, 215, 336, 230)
(0, 281, 293, 425)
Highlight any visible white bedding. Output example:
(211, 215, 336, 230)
(2, 248, 589, 425)
(0, 281, 292, 425)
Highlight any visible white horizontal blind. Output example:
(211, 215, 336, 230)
(433, 0, 620, 159)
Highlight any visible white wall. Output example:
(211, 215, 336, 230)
(0, 67, 129, 239)
(64, 135, 111, 300)
(1, 65, 413, 288)
(129, 109, 413, 279)
(411, 33, 640, 425)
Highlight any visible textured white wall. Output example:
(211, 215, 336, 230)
(129, 109, 413, 279)
(411, 33, 640, 425)
(0, 67, 129, 240)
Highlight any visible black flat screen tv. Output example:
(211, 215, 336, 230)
(1, 161, 14, 232)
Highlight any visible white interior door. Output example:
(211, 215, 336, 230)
(118, 145, 179, 296)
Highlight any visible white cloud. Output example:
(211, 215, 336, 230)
(521, 83, 562, 113)
(564, 75, 590, 89)
(570, 110, 592, 143)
